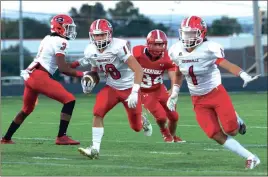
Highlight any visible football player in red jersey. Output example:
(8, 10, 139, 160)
(132, 29, 185, 143)
(1, 14, 88, 145)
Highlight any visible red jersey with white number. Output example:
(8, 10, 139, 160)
(133, 45, 175, 93)
(83, 38, 133, 90)
(27, 35, 69, 75)
(168, 40, 225, 96)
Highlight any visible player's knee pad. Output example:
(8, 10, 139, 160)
(61, 100, 76, 116)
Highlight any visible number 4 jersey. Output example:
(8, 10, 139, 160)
(83, 38, 134, 90)
(168, 40, 225, 96)
(133, 45, 175, 93)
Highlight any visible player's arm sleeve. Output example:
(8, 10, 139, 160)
(208, 42, 226, 65)
(117, 42, 132, 62)
(53, 39, 69, 57)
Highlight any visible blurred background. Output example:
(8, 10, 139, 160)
(1, 1, 267, 90)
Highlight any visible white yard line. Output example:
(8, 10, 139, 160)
(1, 161, 267, 175)
(32, 157, 71, 160)
(6, 121, 267, 129)
(149, 151, 187, 155)
(11, 137, 268, 148)
(204, 148, 228, 151)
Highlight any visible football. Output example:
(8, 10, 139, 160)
(83, 71, 100, 85)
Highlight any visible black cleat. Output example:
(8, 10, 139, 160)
(239, 123, 247, 135)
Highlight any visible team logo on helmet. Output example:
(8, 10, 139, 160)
(56, 17, 64, 23)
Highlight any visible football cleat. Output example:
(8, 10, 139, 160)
(173, 136, 186, 143)
(239, 123, 247, 135)
(236, 112, 246, 135)
(161, 128, 173, 143)
(78, 146, 99, 159)
(1, 137, 15, 144)
(245, 155, 261, 169)
(142, 113, 153, 136)
(55, 135, 80, 145)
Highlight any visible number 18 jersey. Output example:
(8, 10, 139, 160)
(168, 40, 225, 96)
(83, 38, 134, 90)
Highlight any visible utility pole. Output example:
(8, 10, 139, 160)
(253, 0, 264, 76)
(19, 0, 24, 72)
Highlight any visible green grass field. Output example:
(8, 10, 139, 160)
(1, 92, 267, 176)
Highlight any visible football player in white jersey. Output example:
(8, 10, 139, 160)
(1, 14, 88, 145)
(167, 16, 261, 169)
(72, 19, 153, 159)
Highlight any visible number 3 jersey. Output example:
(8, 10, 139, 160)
(168, 40, 225, 96)
(27, 35, 69, 75)
(82, 38, 134, 90)
(133, 45, 175, 93)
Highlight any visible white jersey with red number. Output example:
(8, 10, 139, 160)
(27, 35, 69, 75)
(168, 40, 225, 96)
(83, 38, 134, 90)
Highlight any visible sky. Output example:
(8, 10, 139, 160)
(1, 1, 267, 17)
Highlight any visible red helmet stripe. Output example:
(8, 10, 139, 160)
(186, 16, 193, 27)
(95, 19, 100, 30)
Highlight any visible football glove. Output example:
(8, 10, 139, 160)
(239, 71, 260, 88)
(166, 84, 180, 111)
(125, 84, 140, 108)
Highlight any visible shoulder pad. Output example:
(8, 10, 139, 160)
(132, 45, 144, 58)
(207, 41, 224, 53)
(84, 44, 97, 57)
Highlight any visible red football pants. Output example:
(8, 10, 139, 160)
(93, 85, 143, 132)
(22, 69, 75, 114)
(141, 84, 178, 122)
(191, 84, 238, 138)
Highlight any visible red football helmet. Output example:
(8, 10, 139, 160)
(89, 19, 113, 49)
(146, 29, 168, 58)
(179, 16, 207, 48)
(50, 14, 77, 40)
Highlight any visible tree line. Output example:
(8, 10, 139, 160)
(2, 0, 267, 77)
(2, 0, 257, 40)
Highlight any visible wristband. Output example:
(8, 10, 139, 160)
(70, 61, 80, 68)
(172, 84, 180, 95)
(76, 71, 84, 77)
(239, 71, 250, 80)
(132, 84, 140, 92)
